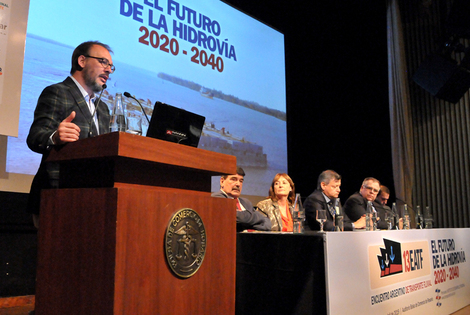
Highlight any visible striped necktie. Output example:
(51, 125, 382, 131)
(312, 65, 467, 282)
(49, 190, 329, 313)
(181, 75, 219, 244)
(327, 201, 336, 218)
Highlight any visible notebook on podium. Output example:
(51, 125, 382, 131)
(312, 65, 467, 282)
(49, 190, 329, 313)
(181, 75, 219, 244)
(146, 101, 205, 147)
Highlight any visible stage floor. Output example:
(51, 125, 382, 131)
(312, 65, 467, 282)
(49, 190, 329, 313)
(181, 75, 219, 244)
(0, 296, 469, 315)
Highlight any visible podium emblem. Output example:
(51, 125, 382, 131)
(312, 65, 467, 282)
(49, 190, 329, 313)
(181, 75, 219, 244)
(165, 208, 207, 278)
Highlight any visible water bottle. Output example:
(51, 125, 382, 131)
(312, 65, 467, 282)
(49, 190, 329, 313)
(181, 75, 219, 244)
(333, 198, 341, 231)
(365, 201, 373, 231)
(334, 207, 344, 232)
(392, 202, 399, 229)
(292, 193, 304, 234)
(424, 206, 433, 229)
(372, 209, 378, 231)
(110, 92, 126, 132)
(415, 205, 423, 229)
(403, 204, 410, 230)
(386, 211, 393, 230)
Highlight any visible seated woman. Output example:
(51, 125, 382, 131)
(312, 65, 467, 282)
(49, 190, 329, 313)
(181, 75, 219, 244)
(256, 173, 295, 232)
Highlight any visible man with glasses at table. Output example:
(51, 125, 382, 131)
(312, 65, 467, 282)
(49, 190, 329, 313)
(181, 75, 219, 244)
(343, 177, 388, 230)
(26, 41, 115, 228)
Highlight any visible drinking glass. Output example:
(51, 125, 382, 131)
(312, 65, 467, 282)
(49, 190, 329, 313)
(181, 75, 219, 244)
(316, 210, 327, 232)
(126, 116, 142, 135)
(424, 206, 433, 229)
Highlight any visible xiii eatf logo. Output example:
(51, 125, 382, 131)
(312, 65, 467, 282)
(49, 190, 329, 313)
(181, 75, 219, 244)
(377, 239, 403, 277)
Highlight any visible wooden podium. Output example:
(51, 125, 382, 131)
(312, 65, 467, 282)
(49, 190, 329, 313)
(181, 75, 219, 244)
(35, 132, 237, 314)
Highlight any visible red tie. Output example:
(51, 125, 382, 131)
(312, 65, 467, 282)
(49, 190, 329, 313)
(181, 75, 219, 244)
(236, 199, 242, 211)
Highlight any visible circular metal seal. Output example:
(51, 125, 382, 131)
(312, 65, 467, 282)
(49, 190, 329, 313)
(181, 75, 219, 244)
(165, 208, 207, 278)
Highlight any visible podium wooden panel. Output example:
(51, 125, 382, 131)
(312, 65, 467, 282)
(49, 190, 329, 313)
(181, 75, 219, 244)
(35, 132, 237, 314)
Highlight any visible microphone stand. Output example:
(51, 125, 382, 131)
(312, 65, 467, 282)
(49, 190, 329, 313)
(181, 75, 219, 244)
(88, 84, 107, 138)
(123, 92, 151, 124)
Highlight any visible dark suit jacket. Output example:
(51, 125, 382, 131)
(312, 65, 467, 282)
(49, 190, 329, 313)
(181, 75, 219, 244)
(26, 77, 111, 214)
(343, 192, 388, 229)
(211, 190, 271, 232)
(304, 189, 354, 231)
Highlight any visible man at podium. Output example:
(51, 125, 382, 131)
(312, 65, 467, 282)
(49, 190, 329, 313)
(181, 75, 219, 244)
(212, 167, 271, 232)
(26, 41, 114, 228)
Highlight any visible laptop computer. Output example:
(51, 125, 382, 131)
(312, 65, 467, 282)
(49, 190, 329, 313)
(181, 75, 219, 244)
(146, 101, 205, 147)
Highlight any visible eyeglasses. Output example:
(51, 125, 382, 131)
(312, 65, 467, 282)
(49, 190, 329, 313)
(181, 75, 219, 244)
(84, 55, 115, 73)
(363, 185, 379, 194)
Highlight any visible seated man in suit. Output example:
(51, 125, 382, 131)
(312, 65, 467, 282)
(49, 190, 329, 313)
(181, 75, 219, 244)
(343, 177, 388, 229)
(376, 185, 391, 209)
(212, 167, 271, 232)
(375, 185, 395, 229)
(304, 170, 366, 231)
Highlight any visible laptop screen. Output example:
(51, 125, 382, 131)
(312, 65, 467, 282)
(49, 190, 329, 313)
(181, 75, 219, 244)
(146, 101, 206, 148)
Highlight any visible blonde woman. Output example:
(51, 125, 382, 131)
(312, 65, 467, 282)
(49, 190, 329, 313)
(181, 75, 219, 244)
(256, 173, 295, 232)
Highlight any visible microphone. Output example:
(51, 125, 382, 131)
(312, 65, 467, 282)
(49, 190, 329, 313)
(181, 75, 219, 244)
(395, 197, 413, 210)
(88, 84, 107, 138)
(123, 92, 151, 124)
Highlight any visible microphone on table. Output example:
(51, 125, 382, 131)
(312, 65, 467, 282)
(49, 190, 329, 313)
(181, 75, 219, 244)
(123, 91, 151, 124)
(88, 84, 107, 138)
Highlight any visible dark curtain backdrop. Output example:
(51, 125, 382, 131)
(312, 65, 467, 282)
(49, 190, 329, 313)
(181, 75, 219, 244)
(398, 0, 470, 228)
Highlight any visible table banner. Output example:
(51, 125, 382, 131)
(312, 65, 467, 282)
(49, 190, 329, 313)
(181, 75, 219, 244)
(325, 229, 470, 314)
